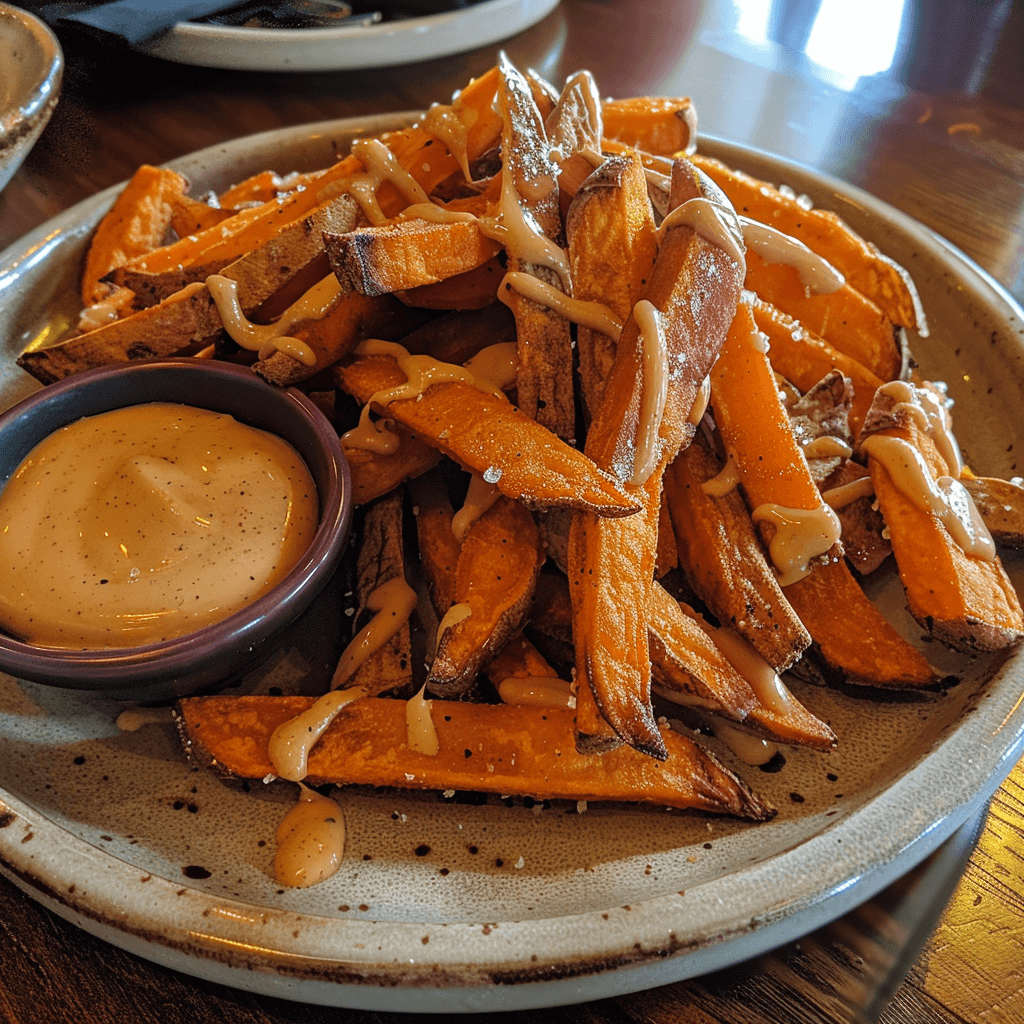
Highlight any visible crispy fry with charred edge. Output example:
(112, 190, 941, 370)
(81, 165, 190, 307)
(864, 419, 1024, 653)
(339, 490, 415, 697)
(116, 195, 358, 309)
(749, 295, 882, 436)
(601, 96, 697, 156)
(569, 158, 744, 758)
(566, 152, 658, 419)
(19, 197, 361, 385)
(648, 593, 835, 751)
(175, 695, 774, 819)
(19, 282, 218, 385)
(324, 220, 502, 297)
(664, 434, 811, 672)
(691, 153, 927, 333)
(345, 429, 441, 507)
(399, 303, 516, 366)
(964, 477, 1024, 550)
(744, 249, 902, 382)
(711, 300, 934, 687)
(496, 55, 575, 440)
(428, 496, 545, 696)
(331, 353, 641, 517)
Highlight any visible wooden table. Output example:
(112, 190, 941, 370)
(1, 1, 1023, 1021)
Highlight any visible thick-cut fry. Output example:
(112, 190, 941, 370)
(745, 249, 902, 382)
(570, 158, 744, 757)
(395, 256, 504, 310)
(496, 55, 575, 440)
(117, 195, 358, 309)
(750, 295, 882, 436)
(648, 593, 836, 751)
(784, 560, 935, 687)
(176, 695, 775, 819)
(428, 497, 545, 696)
(346, 430, 441, 507)
(485, 633, 561, 691)
(333, 353, 641, 517)
(408, 472, 462, 616)
(566, 152, 658, 418)
(81, 164, 190, 306)
(665, 435, 811, 672)
(866, 418, 1024, 652)
(325, 220, 502, 297)
(340, 490, 416, 696)
(601, 96, 697, 156)
(692, 153, 927, 333)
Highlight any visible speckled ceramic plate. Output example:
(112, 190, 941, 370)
(1, 117, 1023, 1012)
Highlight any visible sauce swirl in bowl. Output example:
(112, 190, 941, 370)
(0, 359, 351, 700)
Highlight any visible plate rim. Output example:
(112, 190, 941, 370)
(137, 0, 562, 72)
(1, 114, 1023, 1011)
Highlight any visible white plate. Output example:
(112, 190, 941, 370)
(1, 116, 1023, 1012)
(137, 0, 561, 71)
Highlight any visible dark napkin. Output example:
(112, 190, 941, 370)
(33, 0, 257, 43)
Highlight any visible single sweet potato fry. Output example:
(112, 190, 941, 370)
(566, 152, 658, 418)
(664, 435, 811, 672)
(325, 219, 502, 297)
(865, 417, 1024, 652)
(408, 472, 462, 616)
(332, 353, 641, 518)
(176, 695, 774, 819)
(346, 429, 441, 507)
(496, 55, 575, 440)
(692, 153, 927, 333)
(428, 496, 545, 696)
(601, 96, 697, 156)
(81, 164, 190, 306)
(745, 249, 902, 382)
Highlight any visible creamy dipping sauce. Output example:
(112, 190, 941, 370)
(0, 402, 318, 648)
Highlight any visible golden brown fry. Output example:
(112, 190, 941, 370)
(176, 695, 775, 819)
(496, 54, 575, 440)
(601, 96, 697, 156)
(333, 352, 641, 518)
(345, 429, 442, 507)
(866, 417, 1024, 652)
(81, 164, 189, 306)
(565, 152, 658, 418)
(664, 435, 811, 672)
(692, 153, 926, 333)
(325, 219, 502, 297)
(408, 472, 462, 616)
(745, 249, 902, 382)
(569, 158, 745, 758)
(428, 496, 545, 696)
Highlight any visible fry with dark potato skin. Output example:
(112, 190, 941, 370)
(176, 695, 775, 819)
(569, 157, 745, 758)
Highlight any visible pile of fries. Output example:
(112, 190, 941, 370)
(19, 57, 1024, 837)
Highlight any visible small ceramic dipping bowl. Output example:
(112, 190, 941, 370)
(0, 4, 63, 193)
(0, 359, 352, 701)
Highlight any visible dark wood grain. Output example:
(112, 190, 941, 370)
(0, 1, 1023, 1021)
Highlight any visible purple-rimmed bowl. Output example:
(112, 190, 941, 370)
(0, 358, 351, 700)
